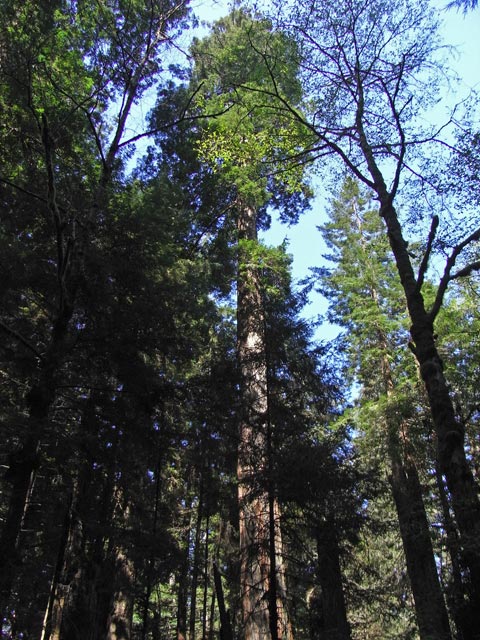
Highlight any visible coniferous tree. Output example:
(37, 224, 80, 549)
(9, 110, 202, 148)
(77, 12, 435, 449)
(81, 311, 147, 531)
(318, 177, 451, 639)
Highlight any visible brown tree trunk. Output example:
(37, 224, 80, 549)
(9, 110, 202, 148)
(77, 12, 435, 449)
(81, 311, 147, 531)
(236, 200, 290, 640)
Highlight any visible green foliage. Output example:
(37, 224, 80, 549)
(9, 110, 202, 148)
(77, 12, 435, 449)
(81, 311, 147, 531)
(191, 8, 313, 214)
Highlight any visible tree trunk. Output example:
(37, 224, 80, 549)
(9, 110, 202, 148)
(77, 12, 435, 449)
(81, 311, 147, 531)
(236, 200, 275, 640)
(202, 511, 211, 640)
(213, 562, 233, 640)
(389, 453, 452, 639)
(176, 484, 193, 640)
(377, 323, 452, 639)
(362, 128, 480, 600)
(0, 335, 67, 614)
(435, 466, 476, 639)
(381, 200, 480, 605)
(189, 478, 204, 640)
(314, 517, 351, 640)
(357, 118, 480, 600)
(106, 546, 135, 640)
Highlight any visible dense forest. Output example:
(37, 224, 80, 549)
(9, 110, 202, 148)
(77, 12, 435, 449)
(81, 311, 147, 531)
(1, 0, 479, 638)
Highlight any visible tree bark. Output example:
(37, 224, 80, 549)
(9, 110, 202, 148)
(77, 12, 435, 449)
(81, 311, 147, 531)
(106, 546, 135, 640)
(176, 483, 193, 640)
(237, 200, 280, 640)
(376, 321, 452, 639)
(435, 466, 476, 639)
(189, 477, 204, 640)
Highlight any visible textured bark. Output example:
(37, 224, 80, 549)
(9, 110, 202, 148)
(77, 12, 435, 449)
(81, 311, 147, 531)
(377, 325, 451, 638)
(236, 201, 291, 640)
(435, 467, 476, 639)
(237, 202, 271, 640)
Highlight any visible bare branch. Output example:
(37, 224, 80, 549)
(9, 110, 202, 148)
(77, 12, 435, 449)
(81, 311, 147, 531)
(415, 215, 439, 293)
(450, 260, 480, 280)
(0, 320, 44, 362)
(429, 227, 480, 321)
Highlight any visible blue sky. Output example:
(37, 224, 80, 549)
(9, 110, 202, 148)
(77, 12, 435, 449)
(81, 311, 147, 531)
(137, 0, 479, 340)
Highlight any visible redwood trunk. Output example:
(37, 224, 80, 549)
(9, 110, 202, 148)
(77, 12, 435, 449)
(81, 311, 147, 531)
(236, 200, 290, 640)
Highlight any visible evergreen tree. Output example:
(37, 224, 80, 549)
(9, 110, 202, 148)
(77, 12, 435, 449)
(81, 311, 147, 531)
(318, 177, 451, 638)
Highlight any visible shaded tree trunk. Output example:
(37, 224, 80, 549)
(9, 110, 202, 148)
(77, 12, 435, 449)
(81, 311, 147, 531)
(377, 324, 452, 639)
(389, 452, 452, 639)
(213, 562, 233, 640)
(314, 517, 351, 640)
(106, 546, 135, 640)
(435, 466, 476, 639)
(177, 481, 193, 640)
(189, 477, 205, 640)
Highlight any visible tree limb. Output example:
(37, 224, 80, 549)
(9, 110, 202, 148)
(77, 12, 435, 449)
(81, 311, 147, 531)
(0, 320, 44, 361)
(415, 215, 439, 294)
(429, 227, 480, 321)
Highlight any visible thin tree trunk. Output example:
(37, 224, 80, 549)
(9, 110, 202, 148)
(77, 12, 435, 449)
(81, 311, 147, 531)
(141, 439, 164, 640)
(177, 481, 193, 640)
(202, 511, 210, 640)
(208, 583, 216, 640)
(189, 477, 205, 640)
(213, 562, 233, 640)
